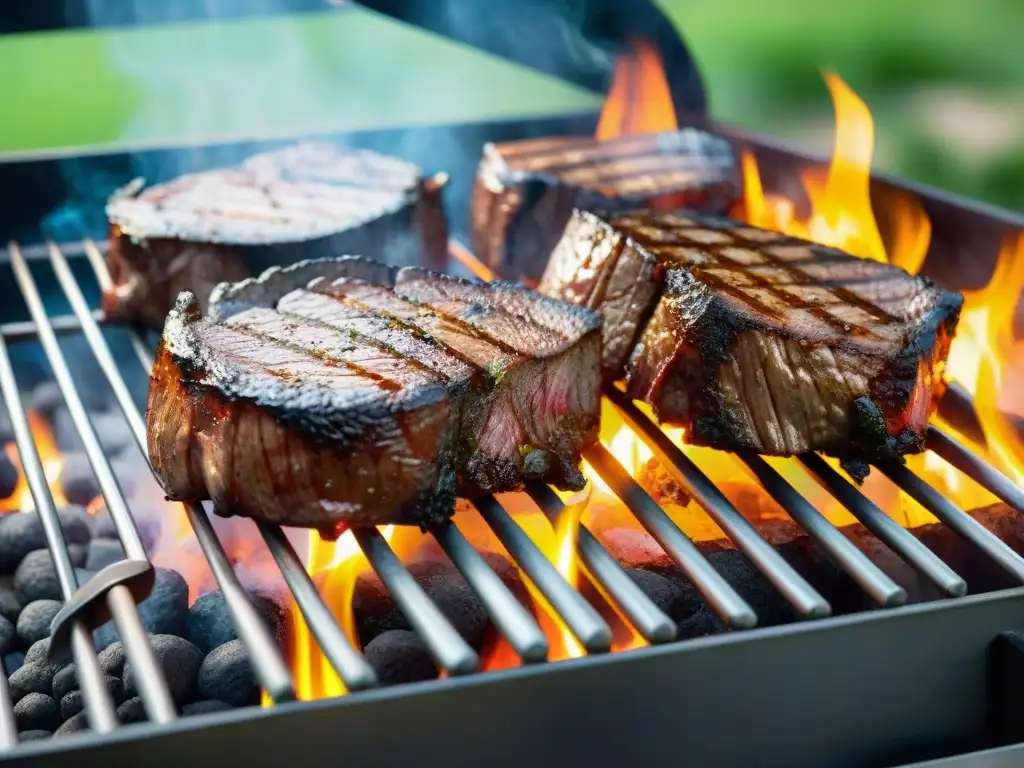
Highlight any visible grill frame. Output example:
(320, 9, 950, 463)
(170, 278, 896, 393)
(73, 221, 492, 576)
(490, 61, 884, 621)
(0, 119, 1021, 766)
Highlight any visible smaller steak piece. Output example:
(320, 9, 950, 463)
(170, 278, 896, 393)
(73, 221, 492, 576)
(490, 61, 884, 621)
(540, 209, 964, 468)
(472, 128, 737, 284)
(105, 143, 448, 327)
(148, 257, 601, 532)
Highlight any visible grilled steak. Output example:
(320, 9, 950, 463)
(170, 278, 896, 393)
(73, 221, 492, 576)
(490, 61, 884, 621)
(472, 128, 738, 284)
(540, 209, 963, 473)
(148, 257, 602, 532)
(106, 143, 448, 327)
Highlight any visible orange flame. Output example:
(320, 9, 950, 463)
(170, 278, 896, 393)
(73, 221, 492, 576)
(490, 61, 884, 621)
(596, 39, 677, 140)
(1, 410, 70, 512)
(739, 72, 931, 274)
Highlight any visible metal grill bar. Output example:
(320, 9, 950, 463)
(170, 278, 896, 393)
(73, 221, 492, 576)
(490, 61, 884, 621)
(0, 234, 1021, 749)
(7, 242, 178, 725)
(926, 425, 1024, 514)
(527, 483, 676, 644)
(0, 664, 15, 750)
(605, 386, 831, 619)
(0, 333, 119, 734)
(352, 528, 479, 675)
(63, 241, 300, 701)
(879, 460, 1024, 582)
(257, 523, 378, 690)
(739, 453, 907, 607)
(799, 454, 967, 597)
(475, 495, 613, 653)
(585, 444, 759, 628)
(429, 520, 549, 662)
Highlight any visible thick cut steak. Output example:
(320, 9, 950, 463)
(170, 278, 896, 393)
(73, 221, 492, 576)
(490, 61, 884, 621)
(147, 257, 601, 532)
(105, 143, 448, 327)
(540, 209, 963, 474)
(472, 129, 737, 284)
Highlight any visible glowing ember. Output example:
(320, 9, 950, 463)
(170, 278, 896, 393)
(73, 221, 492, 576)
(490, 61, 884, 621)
(1, 410, 70, 513)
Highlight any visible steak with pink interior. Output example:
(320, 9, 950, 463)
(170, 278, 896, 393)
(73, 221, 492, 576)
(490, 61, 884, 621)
(540, 209, 964, 476)
(147, 257, 601, 532)
(105, 143, 448, 327)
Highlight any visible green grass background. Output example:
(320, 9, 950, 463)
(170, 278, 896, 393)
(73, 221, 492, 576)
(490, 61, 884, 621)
(0, 1, 1020, 209)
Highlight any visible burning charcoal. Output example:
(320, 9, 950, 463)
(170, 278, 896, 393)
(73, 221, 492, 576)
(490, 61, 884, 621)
(89, 507, 158, 553)
(0, 514, 49, 573)
(0, 585, 22, 623)
(23, 639, 52, 666)
(116, 696, 147, 725)
(52, 665, 79, 702)
(59, 454, 100, 508)
(90, 412, 134, 459)
(18, 729, 52, 742)
(706, 549, 796, 628)
(676, 609, 727, 641)
(92, 568, 188, 648)
(419, 572, 489, 649)
(181, 700, 233, 717)
(352, 573, 411, 645)
(597, 528, 676, 573)
(4, 651, 25, 676)
(54, 711, 88, 736)
(637, 459, 691, 509)
(85, 539, 124, 572)
(60, 676, 123, 721)
(14, 550, 63, 603)
(14, 692, 59, 732)
(0, 454, 18, 501)
(58, 507, 92, 545)
(185, 590, 284, 654)
(363, 630, 438, 686)
(196, 639, 257, 707)
(624, 568, 686, 619)
(0, 613, 16, 656)
(16, 600, 62, 646)
(123, 634, 202, 704)
(9, 664, 53, 701)
(67, 544, 87, 568)
(97, 642, 126, 678)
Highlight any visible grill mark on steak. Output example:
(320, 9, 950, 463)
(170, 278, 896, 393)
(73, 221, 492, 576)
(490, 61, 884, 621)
(472, 128, 738, 283)
(312, 282, 506, 374)
(105, 143, 448, 327)
(148, 258, 602, 530)
(540, 208, 963, 467)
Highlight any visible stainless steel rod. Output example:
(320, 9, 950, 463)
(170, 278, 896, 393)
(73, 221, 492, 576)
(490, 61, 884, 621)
(605, 387, 831, 619)
(258, 523, 378, 691)
(585, 444, 759, 629)
(0, 312, 102, 340)
(739, 453, 907, 608)
(48, 240, 297, 703)
(354, 528, 479, 676)
(880, 460, 1024, 583)
(927, 425, 1024, 515)
(186, 508, 295, 702)
(526, 483, 676, 644)
(7, 241, 177, 724)
(0, 331, 119, 734)
(475, 495, 613, 653)
(799, 454, 966, 597)
(0, 654, 16, 750)
(430, 520, 549, 663)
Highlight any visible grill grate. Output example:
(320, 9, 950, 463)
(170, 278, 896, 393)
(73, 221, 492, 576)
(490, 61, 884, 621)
(0, 237, 1022, 745)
